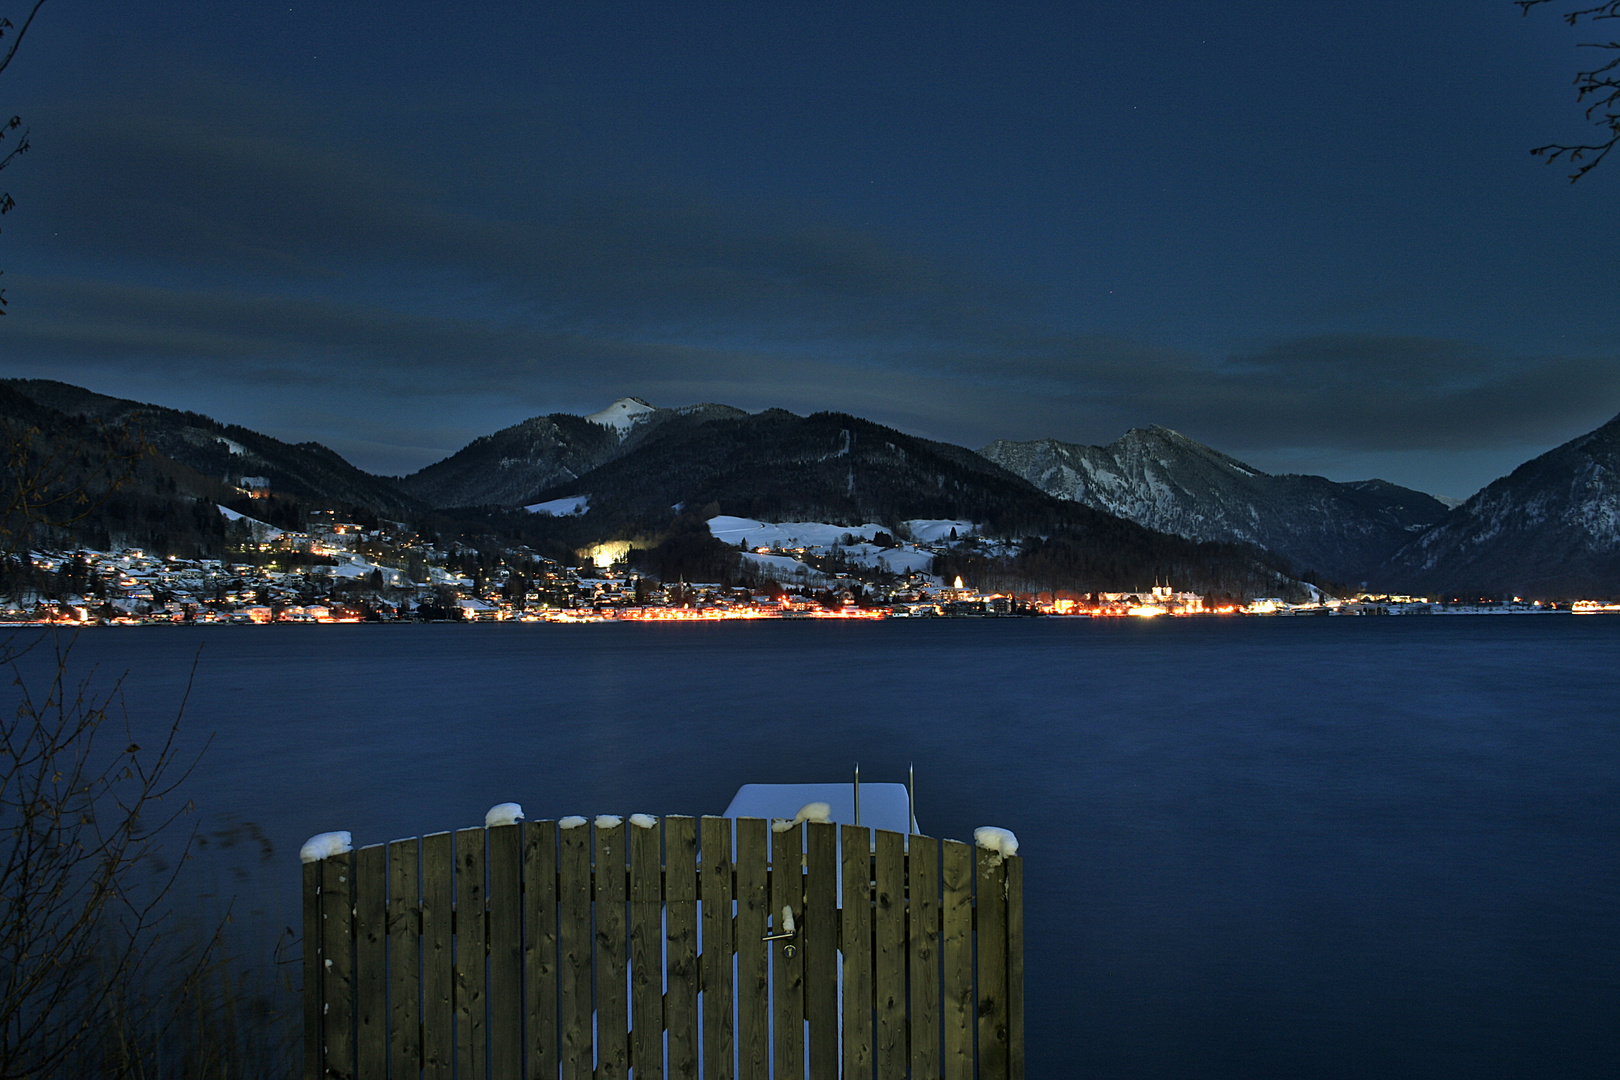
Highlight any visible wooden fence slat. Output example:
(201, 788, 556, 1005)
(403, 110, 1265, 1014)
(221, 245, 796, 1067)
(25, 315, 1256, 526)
(840, 825, 872, 1080)
(454, 828, 487, 1080)
(322, 852, 356, 1080)
(770, 823, 805, 1080)
(302, 860, 321, 1080)
(1007, 854, 1024, 1080)
(976, 850, 1010, 1080)
(909, 835, 941, 1080)
(355, 845, 388, 1080)
(940, 840, 974, 1080)
(305, 817, 1022, 1080)
(488, 823, 524, 1080)
(421, 832, 454, 1080)
(873, 830, 906, 1080)
(734, 818, 770, 1080)
(596, 819, 630, 1080)
(665, 817, 700, 1080)
(699, 816, 734, 1080)
(558, 822, 593, 1080)
(630, 818, 665, 1080)
(386, 839, 421, 1080)
(524, 821, 559, 1080)
(803, 822, 838, 1080)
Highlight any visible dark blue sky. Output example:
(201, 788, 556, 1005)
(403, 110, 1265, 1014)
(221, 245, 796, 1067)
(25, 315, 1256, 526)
(2, 0, 1616, 498)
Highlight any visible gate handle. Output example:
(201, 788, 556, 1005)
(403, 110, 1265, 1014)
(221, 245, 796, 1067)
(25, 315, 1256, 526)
(763, 904, 797, 943)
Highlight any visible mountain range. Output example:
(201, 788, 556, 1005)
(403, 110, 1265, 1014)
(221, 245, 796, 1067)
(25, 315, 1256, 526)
(2, 377, 1616, 598)
(979, 428, 1449, 587)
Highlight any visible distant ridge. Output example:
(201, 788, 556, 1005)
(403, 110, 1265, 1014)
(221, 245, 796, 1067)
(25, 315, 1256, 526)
(397, 399, 748, 508)
(1381, 412, 1620, 597)
(980, 427, 1448, 584)
(2, 379, 425, 520)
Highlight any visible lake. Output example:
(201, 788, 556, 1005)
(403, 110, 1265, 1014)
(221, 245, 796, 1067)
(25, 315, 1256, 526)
(10, 616, 1618, 1079)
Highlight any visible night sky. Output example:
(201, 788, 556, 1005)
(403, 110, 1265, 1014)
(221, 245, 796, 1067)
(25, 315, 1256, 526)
(2, 1, 1616, 500)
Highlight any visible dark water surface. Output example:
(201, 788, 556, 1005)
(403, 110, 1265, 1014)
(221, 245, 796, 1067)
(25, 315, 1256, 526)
(13, 617, 1618, 1079)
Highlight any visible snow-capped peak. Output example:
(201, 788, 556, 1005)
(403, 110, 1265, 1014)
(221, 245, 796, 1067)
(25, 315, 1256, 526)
(586, 397, 657, 438)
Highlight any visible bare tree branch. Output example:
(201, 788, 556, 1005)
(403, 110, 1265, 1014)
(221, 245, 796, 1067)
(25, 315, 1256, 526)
(1520, 0, 1620, 180)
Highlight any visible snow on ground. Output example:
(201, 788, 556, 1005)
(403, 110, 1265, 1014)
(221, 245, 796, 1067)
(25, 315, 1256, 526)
(741, 552, 838, 586)
(525, 494, 590, 516)
(902, 519, 977, 542)
(218, 438, 248, 456)
(586, 397, 656, 437)
(841, 543, 934, 575)
(217, 505, 284, 540)
(708, 516, 887, 549)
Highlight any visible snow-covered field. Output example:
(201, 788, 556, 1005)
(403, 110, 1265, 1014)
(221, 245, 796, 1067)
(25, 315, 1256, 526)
(710, 515, 947, 580)
(901, 519, 977, 542)
(217, 504, 283, 540)
(525, 494, 590, 516)
(740, 552, 838, 586)
(708, 516, 889, 549)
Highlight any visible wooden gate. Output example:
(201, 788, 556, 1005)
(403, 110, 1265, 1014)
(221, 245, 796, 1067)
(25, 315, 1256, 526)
(302, 816, 1022, 1079)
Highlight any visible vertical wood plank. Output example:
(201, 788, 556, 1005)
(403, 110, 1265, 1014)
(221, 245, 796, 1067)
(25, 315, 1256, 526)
(421, 832, 454, 1080)
(302, 860, 322, 1080)
(733, 818, 770, 1080)
(940, 841, 974, 1080)
(455, 828, 487, 1080)
(1006, 854, 1024, 1080)
(630, 818, 665, 1080)
(665, 817, 700, 1080)
(596, 819, 630, 1080)
(908, 835, 941, 1080)
(322, 852, 356, 1080)
(699, 816, 734, 1080)
(976, 851, 1010, 1080)
(355, 845, 388, 1080)
(802, 822, 838, 1080)
(839, 825, 872, 1080)
(387, 839, 421, 1080)
(558, 822, 593, 1080)
(488, 823, 524, 1080)
(872, 830, 906, 1080)
(770, 823, 804, 1080)
(524, 821, 559, 1080)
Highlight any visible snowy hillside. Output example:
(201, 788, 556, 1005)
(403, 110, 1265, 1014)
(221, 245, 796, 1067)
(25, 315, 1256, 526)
(981, 427, 1447, 584)
(1382, 412, 1620, 596)
(586, 397, 657, 438)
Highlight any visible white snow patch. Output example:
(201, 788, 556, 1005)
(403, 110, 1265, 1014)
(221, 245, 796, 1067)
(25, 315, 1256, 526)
(708, 516, 886, 549)
(772, 801, 832, 832)
(841, 543, 934, 575)
(586, 397, 657, 438)
(902, 519, 977, 542)
(781, 906, 796, 934)
(217, 505, 284, 540)
(594, 814, 623, 829)
(219, 438, 248, 456)
(525, 494, 590, 516)
(974, 826, 1019, 863)
(741, 552, 837, 586)
(629, 814, 658, 830)
(485, 802, 524, 828)
(299, 831, 353, 863)
(559, 815, 588, 829)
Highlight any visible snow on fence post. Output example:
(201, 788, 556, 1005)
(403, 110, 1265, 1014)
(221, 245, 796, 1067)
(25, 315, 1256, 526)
(300, 814, 1023, 1080)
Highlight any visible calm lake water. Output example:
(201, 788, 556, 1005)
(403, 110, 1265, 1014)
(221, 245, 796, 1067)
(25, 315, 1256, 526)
(11, 617, 1618, 1079)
